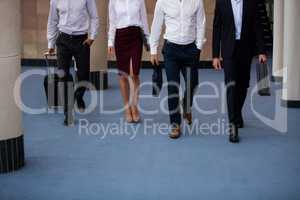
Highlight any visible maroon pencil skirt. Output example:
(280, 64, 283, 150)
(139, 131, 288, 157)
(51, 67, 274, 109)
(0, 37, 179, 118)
(115, 26, 143, 76)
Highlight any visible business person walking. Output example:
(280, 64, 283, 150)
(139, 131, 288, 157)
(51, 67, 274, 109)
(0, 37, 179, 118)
(212, 0, 267, 143)
(150, 0, 206, 139)
(108, 0, 149, 123)
(47, 0, 99, 125)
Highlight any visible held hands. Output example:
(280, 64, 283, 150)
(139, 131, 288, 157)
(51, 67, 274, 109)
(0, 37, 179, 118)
(212, 58, 222, 71)
(151, 54, 160, 66)
(83, 38, 94, 47)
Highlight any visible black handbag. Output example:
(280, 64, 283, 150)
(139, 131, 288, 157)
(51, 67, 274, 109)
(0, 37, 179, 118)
(152, 64, 163, 97)
(256, 62, 271, 96)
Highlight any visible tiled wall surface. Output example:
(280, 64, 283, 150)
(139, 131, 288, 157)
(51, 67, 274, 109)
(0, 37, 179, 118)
(21, 0, 215, 61)
(22, 0, 48, 59)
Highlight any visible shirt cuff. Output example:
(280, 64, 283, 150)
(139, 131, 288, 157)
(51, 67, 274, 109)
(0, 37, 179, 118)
(197, 38, 207, 50)
(196, 44, 203, 51)
(48, 41, 55, 49)
(108, 40, 114, 47)
(90, 34, 97, 40)
(150, 47, 158, 55)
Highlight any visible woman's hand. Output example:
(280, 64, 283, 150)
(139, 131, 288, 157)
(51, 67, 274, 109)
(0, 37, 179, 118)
(108, 47, 115, 57)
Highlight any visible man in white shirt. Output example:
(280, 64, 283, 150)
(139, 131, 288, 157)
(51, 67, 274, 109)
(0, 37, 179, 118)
(150, 0, 206, 139)
(47, 0, 99, 126)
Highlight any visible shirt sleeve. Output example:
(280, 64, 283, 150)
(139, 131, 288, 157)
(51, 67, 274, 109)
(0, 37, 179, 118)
(254, 0, 266, 55)
(47, 0, 59, 49)
(212, 0, 222, 58)
(196, 0, 206, 50)
(87, 0, 99, 40)
(140, 0, 150, 40)
(108, 0, 116, 47)
(150, 0, 164, 55)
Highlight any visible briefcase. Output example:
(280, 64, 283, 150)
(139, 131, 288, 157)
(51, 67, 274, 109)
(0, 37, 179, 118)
(152, 64, 163, 97)
(256, 62, 271, 96)
(43, 53, 74, 109)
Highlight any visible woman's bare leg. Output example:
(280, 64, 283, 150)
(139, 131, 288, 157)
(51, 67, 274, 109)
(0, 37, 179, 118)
(119, 74, 133, 123)
(129, 60, 141, 122)
(131, 75, 141, 122)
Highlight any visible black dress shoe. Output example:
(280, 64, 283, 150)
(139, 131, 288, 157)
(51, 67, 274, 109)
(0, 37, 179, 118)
(63, 116, 68, 126)
(229, 124, 239, 143)
(236, 116, 244, 128)
(76, 98, 86, 113)
(63, 114, 74, 127)
(236, 121, 244, 128)
(183, 112, 192, 125)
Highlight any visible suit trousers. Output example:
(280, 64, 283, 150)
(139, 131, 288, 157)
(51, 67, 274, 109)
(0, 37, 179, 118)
(223, 41, 253, 124)
(56, 32, 90, 113)
(162, 41, 200, 127)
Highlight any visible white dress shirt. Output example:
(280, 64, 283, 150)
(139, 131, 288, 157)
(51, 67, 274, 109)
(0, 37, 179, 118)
(231, 0, 243, 40)
(108, 0, 150, 47)
(47, 0, 99, 49)
(150, 0, 206, 55)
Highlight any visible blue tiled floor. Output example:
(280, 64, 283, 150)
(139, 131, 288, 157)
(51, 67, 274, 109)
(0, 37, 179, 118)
(0, 66, 299, 200)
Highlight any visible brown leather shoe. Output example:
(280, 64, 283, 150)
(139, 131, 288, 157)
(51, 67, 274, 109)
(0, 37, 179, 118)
(131, 106, 141, 123)
(169, 126, 181, 139)
(183, 112, 192, 125)
(124, 108, 133, 123)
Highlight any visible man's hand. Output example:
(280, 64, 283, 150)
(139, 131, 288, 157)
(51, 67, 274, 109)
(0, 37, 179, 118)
(45, 48, 55, 56)
(151, 54, 160, 66)
(108, 47, 115, 57)
(212, 58, 222, 70)
(83, 38, 94, 47)
(258, 54, 267, 64)
(197, 49, 202, 60)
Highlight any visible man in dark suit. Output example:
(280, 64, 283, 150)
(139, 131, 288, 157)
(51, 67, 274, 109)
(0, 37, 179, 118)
(212, 0, 267, 143)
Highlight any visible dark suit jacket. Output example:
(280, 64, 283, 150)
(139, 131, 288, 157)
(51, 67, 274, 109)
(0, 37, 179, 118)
(212, 0, 265, 59)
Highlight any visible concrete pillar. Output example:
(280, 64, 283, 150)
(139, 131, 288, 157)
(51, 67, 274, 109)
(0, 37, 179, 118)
(0, 0, 25, 173)
(90, 0, 108, 90)
(272, 0, 284, 82)
(282, 0, 300, 107)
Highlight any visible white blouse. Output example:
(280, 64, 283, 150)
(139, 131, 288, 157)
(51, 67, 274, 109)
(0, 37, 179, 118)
(108, 0, 150, 47)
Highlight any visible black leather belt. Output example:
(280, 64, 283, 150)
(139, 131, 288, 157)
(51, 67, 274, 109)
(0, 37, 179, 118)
(59, 32, 88, 39)
(165, 40, 196, 48)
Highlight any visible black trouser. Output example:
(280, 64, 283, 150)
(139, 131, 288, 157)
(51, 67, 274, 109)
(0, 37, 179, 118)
(223, 41, 252, 124)
(162, 41, 200, 127)
(56, 32, 90, 113)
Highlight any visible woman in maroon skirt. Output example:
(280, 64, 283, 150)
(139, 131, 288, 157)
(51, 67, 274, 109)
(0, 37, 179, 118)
(108, 0, 149, 123)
